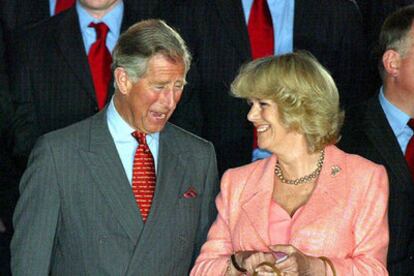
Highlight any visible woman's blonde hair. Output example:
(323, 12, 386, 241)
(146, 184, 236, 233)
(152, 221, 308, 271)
(231, 51, 344, 152)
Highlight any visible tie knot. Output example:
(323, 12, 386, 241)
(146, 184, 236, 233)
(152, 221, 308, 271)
(89, 22, 110, 40)
(408, 119, 414, 130)
(132, 131, 147, 145)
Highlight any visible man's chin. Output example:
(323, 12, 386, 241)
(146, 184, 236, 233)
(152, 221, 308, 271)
(144, 123, 168, 134)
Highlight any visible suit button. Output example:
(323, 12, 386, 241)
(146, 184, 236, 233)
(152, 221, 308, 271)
(409, 255, 414, 260)
(94, 106, 99, 112)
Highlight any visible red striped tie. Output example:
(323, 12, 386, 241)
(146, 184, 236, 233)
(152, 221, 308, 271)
(132, 131, 156, 222)
(247, 0, 274, 149)
(88, 22, 112, 110)
(406, 119, 414, 183)
(54, 0, 75, 14)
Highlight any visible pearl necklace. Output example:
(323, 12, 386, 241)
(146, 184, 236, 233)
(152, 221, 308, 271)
(274, 150, 325, 185)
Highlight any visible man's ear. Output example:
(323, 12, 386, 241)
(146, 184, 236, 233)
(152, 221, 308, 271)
(114, 67, 130, 95)
(382, 49, 401, 77)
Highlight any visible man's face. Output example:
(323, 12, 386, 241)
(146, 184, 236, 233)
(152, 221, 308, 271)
(397, 27, 414, 96)
(78, 0, 120, 13)
(118, 54, 186, 134)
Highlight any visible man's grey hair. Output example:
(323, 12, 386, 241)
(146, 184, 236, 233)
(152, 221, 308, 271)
(112, 19, 191, 85)
(378, 5, 414, 78)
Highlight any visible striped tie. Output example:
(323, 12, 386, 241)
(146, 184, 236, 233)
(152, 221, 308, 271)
(131, 131, 156, 222)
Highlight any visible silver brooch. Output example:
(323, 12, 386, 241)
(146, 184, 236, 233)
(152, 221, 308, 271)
(331, 165, 341, 177)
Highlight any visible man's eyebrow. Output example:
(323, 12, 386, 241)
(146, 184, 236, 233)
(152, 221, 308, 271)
(149, 80, 185, 85)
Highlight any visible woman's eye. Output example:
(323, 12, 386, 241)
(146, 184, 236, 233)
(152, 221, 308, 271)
(259, 101, 268, 107)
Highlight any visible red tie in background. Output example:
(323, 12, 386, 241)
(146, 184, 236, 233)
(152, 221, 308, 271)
(247, 0, 274, 148)
(406, 119, 414, 183)
(132, 131, 156, 222)
(88, 22, 112, 110)
(54, 0, 75, 15)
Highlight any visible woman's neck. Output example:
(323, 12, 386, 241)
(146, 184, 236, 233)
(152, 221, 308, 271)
(276, 145, 322, 181)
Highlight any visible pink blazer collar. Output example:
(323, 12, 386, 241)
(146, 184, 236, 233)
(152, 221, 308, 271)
(240, 145, 349, 246)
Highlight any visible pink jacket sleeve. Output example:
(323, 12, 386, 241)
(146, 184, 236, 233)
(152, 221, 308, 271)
(328, 165, 389, 275)
(190, 171, 236, 275)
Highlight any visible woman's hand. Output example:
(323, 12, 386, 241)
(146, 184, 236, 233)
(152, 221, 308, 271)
(233, 251, 276, 275)
(269, 245, 325, 275)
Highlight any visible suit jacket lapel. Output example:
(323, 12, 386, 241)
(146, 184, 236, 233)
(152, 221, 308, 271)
(240, 156, 276, 246)
(239, 147, 344, 245)
(15, 0, 50, 28)
(364, 97, 413, 193)
(121, 0, 159, 31)
(79, 111, 143, 243)
(54, 7, 96, 103)
(290, 146, 346, 236)
(214, 0, 251, 61)
(39, 0, 50, 17)
(126, 124, 187, 274)
(120, 0, 136, 32)
(136, 124, 186, 239)
(292, 0, 305, 48)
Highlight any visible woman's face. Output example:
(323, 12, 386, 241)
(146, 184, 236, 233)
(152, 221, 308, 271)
(247, 98, 291, 153)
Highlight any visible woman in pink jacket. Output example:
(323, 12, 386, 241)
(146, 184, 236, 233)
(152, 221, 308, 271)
(191, 52, 389, 275)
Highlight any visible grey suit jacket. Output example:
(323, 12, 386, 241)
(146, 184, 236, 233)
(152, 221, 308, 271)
(11, 110, 219, 275)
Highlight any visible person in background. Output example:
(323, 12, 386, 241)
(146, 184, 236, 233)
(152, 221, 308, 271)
(339, 5, 414, 275)
(355, 0, 414, 92)
(161, 0, 370, 174)
(11, 19, 218, 275)
(9, 0, 160, 169)
(191, 52, 389, 275)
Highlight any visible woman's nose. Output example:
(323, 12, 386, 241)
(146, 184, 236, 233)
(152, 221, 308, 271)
(247, 104, 259, 122)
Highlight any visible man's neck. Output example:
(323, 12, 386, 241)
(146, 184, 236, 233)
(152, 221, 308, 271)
(80, 0, 121, 19)
(384, 83, 414, 118)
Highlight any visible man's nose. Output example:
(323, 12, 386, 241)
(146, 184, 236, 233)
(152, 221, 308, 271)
(160, 87, 176, 108)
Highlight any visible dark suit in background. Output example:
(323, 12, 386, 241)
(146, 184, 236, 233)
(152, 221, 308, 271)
(0, 3, 64, 274)
(9, 1, 159, 166)
(355, 0, 414, 92)
(0, 21, 18, 276)
(339, 97, 414, 274)
(0, 0, 51, 91)
(356, 0, 413, 50)
(162, 0, 370, 174)
(339, 6, 414, 274)
(0, 0, 49, 34)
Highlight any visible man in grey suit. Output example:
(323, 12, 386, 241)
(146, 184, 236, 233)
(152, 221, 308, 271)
(11, 19, 219, 275)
